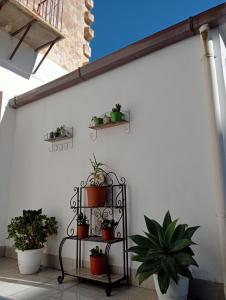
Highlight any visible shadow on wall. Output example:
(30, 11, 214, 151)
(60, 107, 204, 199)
(0, 106, 16, 245)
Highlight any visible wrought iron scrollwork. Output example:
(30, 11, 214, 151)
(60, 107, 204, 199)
(67, 187, 79, 236)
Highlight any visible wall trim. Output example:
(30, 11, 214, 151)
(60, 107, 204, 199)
(0, 246, 5, 257)
(3, 247, 224, 300)
(8, 3, 226, 109)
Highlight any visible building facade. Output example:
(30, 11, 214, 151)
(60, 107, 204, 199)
(2, 3, 226, 300)
(0, 0, 94, 117)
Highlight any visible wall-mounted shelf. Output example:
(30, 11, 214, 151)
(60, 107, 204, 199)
(44, 126, 73, 152)
(89, 111, 130, 141)
(89, 120, 128, 130)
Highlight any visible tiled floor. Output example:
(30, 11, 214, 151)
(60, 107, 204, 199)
(0, 258, 157, 300)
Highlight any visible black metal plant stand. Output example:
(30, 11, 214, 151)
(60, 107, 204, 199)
(57, 172, 129, 297)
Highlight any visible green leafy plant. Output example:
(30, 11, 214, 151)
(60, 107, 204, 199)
(7, 209, 58, 251)
(90, 246, 104, 257)
(112, 104, 122, 113)
(128, 211, 199, 294)
(89, 154, 106, 186)
(77, 212, 89, 225)
(101, 218, 118, 230)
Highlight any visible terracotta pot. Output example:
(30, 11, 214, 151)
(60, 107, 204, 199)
(90, 255, 106, 275)
(85, 186, 107, 207)
(101, 229, 114, 241)
(77, 225, 89, 239)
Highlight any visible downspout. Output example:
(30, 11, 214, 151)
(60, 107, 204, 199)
(199, 24, 226, 297)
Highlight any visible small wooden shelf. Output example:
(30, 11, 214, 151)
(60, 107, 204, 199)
(89, 120, 128, 130)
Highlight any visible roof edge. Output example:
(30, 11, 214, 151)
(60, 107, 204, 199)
(9, 2, 226, 109)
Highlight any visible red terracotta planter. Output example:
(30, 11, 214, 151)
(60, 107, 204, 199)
(77, 225, 89, 239)
(85, 186, 107, 207)
(90, 255, 106, 275)
(101, 229, 114, 241)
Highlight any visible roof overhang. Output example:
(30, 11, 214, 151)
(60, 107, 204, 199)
(8, 2, 226, 108)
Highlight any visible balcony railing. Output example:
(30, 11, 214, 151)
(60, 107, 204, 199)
(17, 0, 63, 30)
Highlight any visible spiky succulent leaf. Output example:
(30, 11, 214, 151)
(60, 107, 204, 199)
(161, 256, 178, 283)
(129, 235, 153, 248)
(158, 269, 170, 294)
(144, 215, 158, 236)
(137, 271, 154, 285)
(170, 239, 193, 252)
(176, 266, 193, 280)
(164, 219, 178, 248)
(136, 260, 161, 277)
(183, 226, 200, 240)
(162, 211, 172, 232)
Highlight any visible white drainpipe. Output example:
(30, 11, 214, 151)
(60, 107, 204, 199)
(199, 24, 226, 297)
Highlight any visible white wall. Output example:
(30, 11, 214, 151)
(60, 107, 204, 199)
(1, 35, 224, 283)
(0, 106, 16, 245)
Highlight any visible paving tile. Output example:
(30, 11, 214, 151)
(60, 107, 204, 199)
(0, 258, 160, 300)
(9, 286, 58, 300)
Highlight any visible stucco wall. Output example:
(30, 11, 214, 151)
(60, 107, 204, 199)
(1, 35, 223, 283)
(0, 107, 16, 246)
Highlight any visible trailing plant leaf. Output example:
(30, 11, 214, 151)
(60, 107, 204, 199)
(129, 211, 199, 294)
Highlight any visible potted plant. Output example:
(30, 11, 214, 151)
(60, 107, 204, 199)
(77, 212, 89, 239)
(110, 104, 124, 122)
(91, 116, 103, 126)
(90, 246, 106, 275)
(128, 211, 199, 300)
(101, 218, 118, 241)
(85, 154, 107, 207)
(103, 114, 111, 125)
(7, 209, 58, 275)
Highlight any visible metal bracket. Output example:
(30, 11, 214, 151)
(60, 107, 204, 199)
(32, 38, 59, 74)
(9, 20, 36, 60)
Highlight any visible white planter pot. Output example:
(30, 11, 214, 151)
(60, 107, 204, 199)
(16, 248, 43, 274)
(153, 274, 189, 300)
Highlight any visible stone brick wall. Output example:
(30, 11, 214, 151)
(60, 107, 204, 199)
(47, 0, 94, 71)
(17, 0, 94, 72)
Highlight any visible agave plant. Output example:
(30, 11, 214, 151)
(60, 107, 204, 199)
(89, 154, 106, 186)
(128, 211, 199, 294)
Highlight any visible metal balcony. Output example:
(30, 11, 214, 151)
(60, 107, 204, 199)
(0, 0, 64, 73)
(17, 0, 63, 30)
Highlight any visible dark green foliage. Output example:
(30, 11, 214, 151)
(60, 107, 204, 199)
(90, 246, 104, 257)
(77, 212, 89, 225)
(7, 209, 58, 251)
(112, 104, 122, 112)
(101, 218, 118, 230)
(128, 211, 199, 294)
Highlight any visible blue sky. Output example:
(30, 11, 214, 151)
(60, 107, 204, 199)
(91, 0, 224, 62)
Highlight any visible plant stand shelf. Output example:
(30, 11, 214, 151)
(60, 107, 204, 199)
(63, 268, 125, 284)
(57, 172, 129, 297)
(64, 235, 124, 244)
